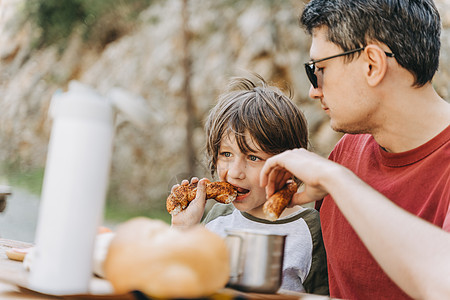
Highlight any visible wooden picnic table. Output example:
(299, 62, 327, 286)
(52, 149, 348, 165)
(0, 238, 331, 300)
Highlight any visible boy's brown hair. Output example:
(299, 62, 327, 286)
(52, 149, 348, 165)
(205, 74, 308, 177)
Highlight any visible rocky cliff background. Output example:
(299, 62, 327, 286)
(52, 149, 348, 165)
(1, 0, 449, 222)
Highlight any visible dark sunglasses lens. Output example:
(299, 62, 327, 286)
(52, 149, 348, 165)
(304, 64, 318, 88)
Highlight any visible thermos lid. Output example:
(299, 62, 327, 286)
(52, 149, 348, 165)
(50, 81, 151, 129)
(50, 82, 113, 124)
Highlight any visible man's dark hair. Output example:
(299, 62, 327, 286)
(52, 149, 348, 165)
(300, 0, 441, 87)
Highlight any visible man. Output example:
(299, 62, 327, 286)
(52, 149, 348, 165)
(261, 0, 450, 299)
(260, 149, 450, 299)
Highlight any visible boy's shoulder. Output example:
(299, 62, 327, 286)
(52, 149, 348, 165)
(296, 207, 323, 240)
(201, 203, 235, 224)
(292, 206, 319, 220)
(262, 207, 322, 240)
(296, 207, 321, 228)
(263, 207, 320, 227)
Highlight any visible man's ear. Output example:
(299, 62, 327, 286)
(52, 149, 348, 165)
(363, 45, 389, 87)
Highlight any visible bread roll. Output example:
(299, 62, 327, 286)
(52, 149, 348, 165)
(104, 217, 230, 298)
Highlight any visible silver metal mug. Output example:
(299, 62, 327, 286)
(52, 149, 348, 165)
(225, 228, 286, 293)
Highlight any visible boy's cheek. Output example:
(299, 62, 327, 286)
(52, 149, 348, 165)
(216, 165, 227, 181)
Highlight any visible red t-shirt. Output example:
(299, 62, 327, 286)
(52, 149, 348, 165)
(444, 205, 450, 231)
(317, 125, 450, 299)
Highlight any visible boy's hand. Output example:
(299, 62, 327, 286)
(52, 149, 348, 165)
(171, 177, 209, 228)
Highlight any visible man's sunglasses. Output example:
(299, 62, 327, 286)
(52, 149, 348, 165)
(304, 47, 395, 88)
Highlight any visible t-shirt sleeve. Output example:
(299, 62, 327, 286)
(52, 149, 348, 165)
(301, 209, 329, 295)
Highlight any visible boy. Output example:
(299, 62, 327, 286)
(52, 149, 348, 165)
(171, 74, 328, 294)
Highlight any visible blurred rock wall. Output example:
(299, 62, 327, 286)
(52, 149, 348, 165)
(0, 0, 449, 209)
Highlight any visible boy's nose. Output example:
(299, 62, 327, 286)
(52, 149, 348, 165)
(227, 159, 246, 180)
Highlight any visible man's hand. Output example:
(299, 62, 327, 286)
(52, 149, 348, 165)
(260, 148, 335, 205)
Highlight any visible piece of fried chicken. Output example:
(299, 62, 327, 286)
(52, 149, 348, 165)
(263, 181, 298, 221)
(166, 181, 237, 215)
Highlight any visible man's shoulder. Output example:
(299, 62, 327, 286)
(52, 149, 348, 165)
(337, 133, 373, 147)
(330, 133, 375, 160)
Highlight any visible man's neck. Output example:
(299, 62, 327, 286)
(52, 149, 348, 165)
(371, 86, 450, 153)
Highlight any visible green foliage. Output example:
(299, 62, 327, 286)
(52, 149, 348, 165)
(1, 161, 170, 224)
(24, 0, 154, 50)
(103, 176, 171, 224)
(104, 200, 171, 224)
(1, 162, 44, 196)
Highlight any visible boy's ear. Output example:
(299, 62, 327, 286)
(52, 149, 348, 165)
(362, 45, 389, 87)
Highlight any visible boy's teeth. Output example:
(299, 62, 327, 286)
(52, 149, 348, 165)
(237, 188, 250, 195)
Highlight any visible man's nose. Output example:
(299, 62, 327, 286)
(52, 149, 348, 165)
(308, 84, 322, 100)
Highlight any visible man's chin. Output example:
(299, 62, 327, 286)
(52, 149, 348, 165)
(330, 122, 345, 133)
(330, 122, 368, 135)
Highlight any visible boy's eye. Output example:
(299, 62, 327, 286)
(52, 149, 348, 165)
(220, 152, 232, 158)
(248, 155, 260, 162)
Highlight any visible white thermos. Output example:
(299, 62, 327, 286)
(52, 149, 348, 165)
(29, 82, 114, 294)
